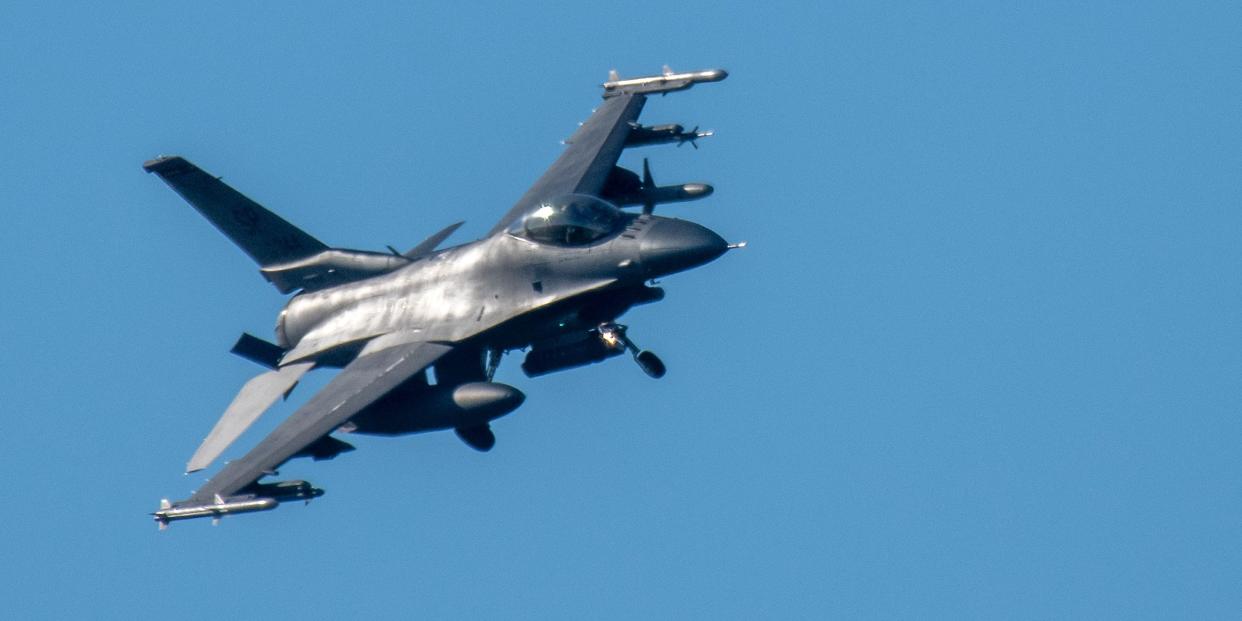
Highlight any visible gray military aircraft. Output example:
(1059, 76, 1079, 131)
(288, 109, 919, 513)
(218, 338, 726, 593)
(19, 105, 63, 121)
(147, 66, 736, 527)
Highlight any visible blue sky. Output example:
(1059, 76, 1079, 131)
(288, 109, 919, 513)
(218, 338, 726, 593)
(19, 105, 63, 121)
(2, 2, 1239, 618)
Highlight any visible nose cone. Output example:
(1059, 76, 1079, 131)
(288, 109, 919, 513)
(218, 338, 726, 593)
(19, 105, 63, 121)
(639, 218, 728, 278)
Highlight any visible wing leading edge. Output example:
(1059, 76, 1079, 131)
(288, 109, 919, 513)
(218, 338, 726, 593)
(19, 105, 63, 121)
(487, 93, 647, 235)
(487, 66, 728, 236)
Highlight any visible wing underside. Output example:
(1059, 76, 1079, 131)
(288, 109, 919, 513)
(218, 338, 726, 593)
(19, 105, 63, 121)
(182, 337, 452, 505)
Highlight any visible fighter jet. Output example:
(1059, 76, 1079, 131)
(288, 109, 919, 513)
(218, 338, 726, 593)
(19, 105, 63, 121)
(147, 67, 736, 527)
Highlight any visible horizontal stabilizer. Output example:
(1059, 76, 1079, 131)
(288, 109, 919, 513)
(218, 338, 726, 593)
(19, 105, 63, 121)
(231, 333, 285, 369)
(186, 361, 314, 473)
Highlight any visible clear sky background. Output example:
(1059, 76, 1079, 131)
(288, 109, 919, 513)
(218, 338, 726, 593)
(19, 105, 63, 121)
(1, 2, 1238, 618)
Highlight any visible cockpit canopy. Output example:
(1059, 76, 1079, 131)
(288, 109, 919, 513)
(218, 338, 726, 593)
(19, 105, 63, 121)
(507, 194, 623, 246)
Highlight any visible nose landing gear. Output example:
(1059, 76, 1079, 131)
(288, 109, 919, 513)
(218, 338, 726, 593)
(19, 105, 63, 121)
(598, 323, 667, 379)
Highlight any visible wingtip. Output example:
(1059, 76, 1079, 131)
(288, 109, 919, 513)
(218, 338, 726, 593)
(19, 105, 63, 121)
(186, 454, 209, 474)
(142, 155, 185, 173)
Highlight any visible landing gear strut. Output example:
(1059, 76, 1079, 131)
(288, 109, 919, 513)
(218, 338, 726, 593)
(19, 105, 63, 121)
(599, 323, 667, 379)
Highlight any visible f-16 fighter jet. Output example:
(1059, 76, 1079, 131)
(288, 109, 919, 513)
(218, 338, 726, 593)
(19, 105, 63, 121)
(147, 66, 736, 527)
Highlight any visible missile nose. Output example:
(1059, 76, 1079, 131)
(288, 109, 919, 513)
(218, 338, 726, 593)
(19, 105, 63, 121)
(639, 218, 728, 278)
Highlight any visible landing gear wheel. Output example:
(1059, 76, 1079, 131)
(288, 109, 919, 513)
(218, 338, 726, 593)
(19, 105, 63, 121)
(599, 323, 667, 379)
(634, 350, 666, 379)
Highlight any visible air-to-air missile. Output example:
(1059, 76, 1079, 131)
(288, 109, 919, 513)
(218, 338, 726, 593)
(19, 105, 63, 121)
(602, 66, 728, 97)
(153, 480, 323, 529)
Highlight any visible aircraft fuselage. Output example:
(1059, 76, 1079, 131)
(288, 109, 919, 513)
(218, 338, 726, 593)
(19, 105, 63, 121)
(276, 213, 725, 366)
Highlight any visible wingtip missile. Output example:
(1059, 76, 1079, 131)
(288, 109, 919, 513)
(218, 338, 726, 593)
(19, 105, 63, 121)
(693, 68, 728, 82)
(153, 496, 279, 529)
(602, 67, 728, 97)
(152, 480, 323, 528)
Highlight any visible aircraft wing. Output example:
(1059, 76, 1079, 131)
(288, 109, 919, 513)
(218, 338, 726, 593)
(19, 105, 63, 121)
(183, 335, 452, 505)
(144, 156, 329, 266)
(487, 93, 648, 235)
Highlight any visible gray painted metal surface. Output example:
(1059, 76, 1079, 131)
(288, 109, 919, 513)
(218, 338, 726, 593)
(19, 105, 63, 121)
(147, 67, 735, 527)
(185, 361, 313, 473)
